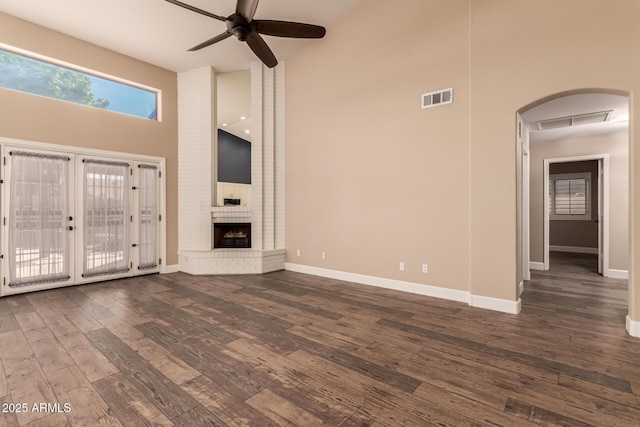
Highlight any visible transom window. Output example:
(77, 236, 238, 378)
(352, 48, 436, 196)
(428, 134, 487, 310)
(0, 45, 159, 120)
(549, 172, 591, 221)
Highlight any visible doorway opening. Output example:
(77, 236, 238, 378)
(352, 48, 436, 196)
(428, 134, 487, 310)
(544, 156, 607, 275)
(516, 89, 630, 327)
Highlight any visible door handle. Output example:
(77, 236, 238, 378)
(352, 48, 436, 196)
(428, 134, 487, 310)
(68, 226, 74, 231)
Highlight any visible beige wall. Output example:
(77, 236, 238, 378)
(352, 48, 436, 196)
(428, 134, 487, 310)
(286, 0, 471, 290)
(530, 134, 629, 271)
(469, 0, 640, 319)
(0, 12, 178, 264)
(286, 0, 640, 320)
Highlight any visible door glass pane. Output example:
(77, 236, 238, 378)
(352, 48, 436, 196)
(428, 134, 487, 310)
(83, 160, 130, 277)
(138, 165, 158, 270)
(9, 151, 70, 287)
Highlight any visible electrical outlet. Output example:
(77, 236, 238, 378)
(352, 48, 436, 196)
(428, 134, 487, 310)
(399, 262, 405, 271)
(322, 251, 326, 260)
(422, 264, 429, 273)
(296, 249, 301, 257)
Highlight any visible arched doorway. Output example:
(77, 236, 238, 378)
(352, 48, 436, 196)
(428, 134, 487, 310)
(516, 89, 630, 328)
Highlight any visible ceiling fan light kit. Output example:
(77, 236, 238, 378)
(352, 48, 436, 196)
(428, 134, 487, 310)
(166, 0, 326, 68)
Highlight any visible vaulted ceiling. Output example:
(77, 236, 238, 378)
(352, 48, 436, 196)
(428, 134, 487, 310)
(0, 0, 362, 72)
(0, 1, 629, 142)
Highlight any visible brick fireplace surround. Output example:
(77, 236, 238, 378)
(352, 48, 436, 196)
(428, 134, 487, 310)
(177, 62, 286, 274)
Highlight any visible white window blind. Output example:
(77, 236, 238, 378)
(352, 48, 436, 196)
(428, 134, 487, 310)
(82, 159, 130, 277)
(549, 172, 591, 221)
(8, 151, 70, 287)
(554, 179, 586, 215)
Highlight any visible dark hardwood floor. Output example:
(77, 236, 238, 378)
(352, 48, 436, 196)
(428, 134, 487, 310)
(0, 254, 637, 426)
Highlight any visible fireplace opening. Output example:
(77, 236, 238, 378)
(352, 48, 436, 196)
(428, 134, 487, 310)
(213, 223, 251, 249)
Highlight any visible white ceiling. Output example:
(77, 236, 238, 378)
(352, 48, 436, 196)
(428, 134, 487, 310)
(521, 93, 629, 142)
(0, 0, 362, 72)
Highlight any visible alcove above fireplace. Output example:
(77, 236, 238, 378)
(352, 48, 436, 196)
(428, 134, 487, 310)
(213, 223, 251, 249)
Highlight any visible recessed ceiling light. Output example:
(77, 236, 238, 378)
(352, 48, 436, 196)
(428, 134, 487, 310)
(245, 129, 250, 134)
(222, 123, 228, 126)
(240, 116, 246, 120)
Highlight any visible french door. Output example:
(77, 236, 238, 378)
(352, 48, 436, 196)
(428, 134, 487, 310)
(3, 148, 75, 292)
(2, 146, 163, 295)
(133, 162, 161, 274)
(76, 157, 132, 283)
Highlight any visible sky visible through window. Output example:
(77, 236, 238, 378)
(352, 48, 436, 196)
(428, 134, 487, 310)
(0, 48, 157, 120)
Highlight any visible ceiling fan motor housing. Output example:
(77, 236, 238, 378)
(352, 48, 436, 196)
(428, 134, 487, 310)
(227, 14, 252, 41)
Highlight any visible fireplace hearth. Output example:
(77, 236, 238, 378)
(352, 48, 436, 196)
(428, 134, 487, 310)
(213, 223, 251, 249)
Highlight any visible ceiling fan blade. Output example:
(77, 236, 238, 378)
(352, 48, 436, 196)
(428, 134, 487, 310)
(236, 0, 259, 22)
(188, 31, 232, 51)
(255, 20, 326, 38)
(165, 0, 227, 22)
(245, 33, 277, 68)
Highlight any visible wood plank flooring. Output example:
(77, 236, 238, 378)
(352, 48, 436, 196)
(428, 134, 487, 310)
(0, 253, 638, 426)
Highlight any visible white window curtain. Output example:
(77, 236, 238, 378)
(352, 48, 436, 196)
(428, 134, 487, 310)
(9, 151, 70, 287)
(138, 164, 158, 270)
(83, 159, 130, 277)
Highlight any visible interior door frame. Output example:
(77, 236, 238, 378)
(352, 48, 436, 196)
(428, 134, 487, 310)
(543, 154, 609, 274)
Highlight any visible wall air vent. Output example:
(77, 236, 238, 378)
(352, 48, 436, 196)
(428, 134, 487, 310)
(537, 110, 613, 131)
(422, 88, 453, 109)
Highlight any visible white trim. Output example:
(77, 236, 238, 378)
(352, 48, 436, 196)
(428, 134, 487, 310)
(626, 315, 640, 338)
(285, 263, 522, 315)
(162, 264, 180, 274)
(0, 136, 164, 164)
(285, 263, 469, 303)
(606, 269, 629, 280)
(518, 281, 524, 298)
(470, 294, 522, 314)
(549, 245, 598, 254)
(529, 261, 546, 271)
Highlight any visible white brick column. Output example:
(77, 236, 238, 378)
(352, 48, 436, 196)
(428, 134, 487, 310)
(178, 67, 215, 252)
(251, 61, 285, 252)
(274, 63, 286, 249)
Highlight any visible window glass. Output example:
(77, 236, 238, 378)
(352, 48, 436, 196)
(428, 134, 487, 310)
(549, 172, 591, 221)
(0, 48, 158, 120)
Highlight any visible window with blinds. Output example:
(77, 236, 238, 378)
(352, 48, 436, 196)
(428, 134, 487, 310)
(549, 172, 591, 221)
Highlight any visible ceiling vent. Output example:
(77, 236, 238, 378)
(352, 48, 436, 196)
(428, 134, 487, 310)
(537, 110, 613, 131)
(422, 88, 453, 109)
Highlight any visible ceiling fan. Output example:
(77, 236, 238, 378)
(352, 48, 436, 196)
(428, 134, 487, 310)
(165, 0, 326, 68)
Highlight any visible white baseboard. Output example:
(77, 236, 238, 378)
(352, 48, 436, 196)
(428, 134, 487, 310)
(549, 245, 598, 254)
(285, 263, 469, 303)
(284, 263, 521, 315)
(607, 269, 629, 280)
(627, 315, 640, 338)
(529, 262, 546, 271)
(470, 294, 521, 314)
(162, 264, 180, 274)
